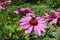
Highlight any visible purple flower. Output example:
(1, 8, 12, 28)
(44, 9, 60, 26)
(0, 0, 11, 11)
(0, 0, 11, 6)
(14, 8, 32, 16)
(20, 16, 47, 36)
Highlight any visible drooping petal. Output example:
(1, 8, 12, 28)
(37, 24, 46, 32)
(25, 26, 33, 34)
(14, 10, 19, 14)
(50, 18, 57, 25)
(38, 24, 47, 28)
(34, 26, 41, 36)
(20, 24, 30, 29)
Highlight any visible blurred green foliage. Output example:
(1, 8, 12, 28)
(0, 0, 60, 40)
(46, 0, 60, 8)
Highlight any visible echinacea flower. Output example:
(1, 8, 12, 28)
(20, 16, 47, 36)
(14, 8, 32, 16)
(0, 0, 11, 11)
(0, 0, 11, 6)
(43, 9, 60, 26)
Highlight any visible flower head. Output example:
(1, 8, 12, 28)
(0, 0, 11, 6)
(14, 8, 32, 16)
(0, 0, 11, 11)
(44, 9, 60, 26)
(20, 16, 47, 36)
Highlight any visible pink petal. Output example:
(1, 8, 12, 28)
(38, 20, 45, 24)
(20, 22, 29, 26)
(44, 13, 50, 17)
(20, 8, 32, 13)
(20, 24, 30, 29)
(51, 10, 56, 13)
(14, 10, 19, 14)
(0, 5, 5, 11)
(37, 25, 46, 32)
(36, 17, 41, 20)
(25, 26, 33, 34)
(55, 12, 60, 18)
(38, 24, 47, 28)
(20, 17, 31, 22)
(34, 26, 41, 36)
(50, 18, 57, 25)
(20, 8, 25, 11)
(26, 13, 35, 17)
(44, 13, 51, 21)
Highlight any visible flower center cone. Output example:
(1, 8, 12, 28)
(30, 18, 38, 26)
(24, 9, 30, 13)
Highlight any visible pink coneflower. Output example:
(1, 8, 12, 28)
(0, 0, 11, 6)
(44, 9, 60, 26)
(0, 0, 11, 11)
(20, 16, 47, 36)
(14, 8, 32, 16)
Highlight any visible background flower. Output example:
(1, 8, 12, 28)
(44, 9, 60, 26)
(0, 0, 11, 6)
(0, 0, 11, 11)
(14, 8, 32, 16)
